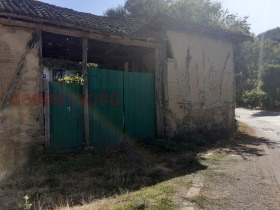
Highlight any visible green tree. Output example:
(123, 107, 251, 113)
(105, 5, 128, 18)
(235, 36, 280, 108)
(104, 0, 250, 34)
(258, 27, 280, 42)
(125, 0, 169, 19)
(235, 37, 261, 107)
(261, 65, 280, 108)
(104, 0, 169, 19)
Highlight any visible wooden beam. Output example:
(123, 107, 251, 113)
(162, 40, 169, 106)
(43, 79, 50, 153)
(37, 28, 44, 128)
(82, 38, 90, 148)
(155, 48, 165, 138)
(1, 30, 37, 111)
(0, 17, 160, 49)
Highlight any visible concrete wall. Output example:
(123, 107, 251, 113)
(164, 30, 235, 137)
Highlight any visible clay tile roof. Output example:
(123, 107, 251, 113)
(0, 0, 154, 37)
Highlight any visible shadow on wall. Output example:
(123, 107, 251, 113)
(0, 127, 276, 209)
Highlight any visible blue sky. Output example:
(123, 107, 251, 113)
(40, 0, 280, 35)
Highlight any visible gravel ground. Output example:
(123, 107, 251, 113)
(198, 108, 280, 209)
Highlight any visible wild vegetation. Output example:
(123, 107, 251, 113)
(235, 34, 280, 109)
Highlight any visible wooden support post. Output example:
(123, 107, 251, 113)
(155, 48, 165, 138)
(82, 38, 90, 148)
(162, 40, 169, 106)
(37, 28, 44, 128)
(124, 61, 129, 72)
(43, 79, 50, 153)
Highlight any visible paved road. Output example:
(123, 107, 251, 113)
(236, 108, 280, 185)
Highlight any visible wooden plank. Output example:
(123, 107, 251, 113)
(109, 70, 117, 145)
(116, 71, 124, 144)
(124, 72, 132, 142)
(155, 48, 164, 138)
(78, 84, 85, 146)
(37, 28, 44, 128)
(162, 40, 169, 106)
(146, 73, 156, 139)
(130, 73, 137, 140)
(100, 70, 108, 146)
(135, 73, 142, 139)
(139, 73, 146, 140)
(43, 79, 50, 153)
(89, 68, 102, 148)
(82, 38, 90, 148)
(88, 69, 93, 146)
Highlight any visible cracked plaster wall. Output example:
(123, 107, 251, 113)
(0, 25, 43, 159)
(0, 25, 40, 127)
(165, 30, 235, 137)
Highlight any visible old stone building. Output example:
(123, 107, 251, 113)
(0, 0, 250, 153)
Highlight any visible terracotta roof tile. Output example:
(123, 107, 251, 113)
(0, 0, 153, 36)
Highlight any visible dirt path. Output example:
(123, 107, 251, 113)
(198, 108, 280, 209)
(236, 108, 280, 186)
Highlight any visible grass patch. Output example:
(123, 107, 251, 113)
(200, 150, 225, 165)
(201, 169, 227, 182)
(0, 131, 232, 209)
(0, 148, 16, 180)
(0, 144, 174, 209)
(79, 183, 177, 210)
(187, 195, 213, 208)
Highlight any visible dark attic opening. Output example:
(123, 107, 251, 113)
(42, 32, 156, 81)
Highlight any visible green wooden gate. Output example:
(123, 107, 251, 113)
(49, 69, 156, 152)
(88, 69, 156, 147)
(49, 82, 84, 153)
(88, 69, 124, 148)
(124, 72, 156, 142)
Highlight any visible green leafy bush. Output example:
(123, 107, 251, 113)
(241, 89, 268, 108)
(261, 65, 280, 108)
(58, 74, 84, 85)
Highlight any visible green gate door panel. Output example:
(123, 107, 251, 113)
(88, 68, 124, 148)
(124, 72, 156, 142)
(49, 82, 84, 153)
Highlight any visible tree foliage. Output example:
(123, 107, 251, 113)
(104, 0, 250, 34)
(235, 36, 280, 109)
(258, 27, 280, 42)
(261, 65, 280, 108)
